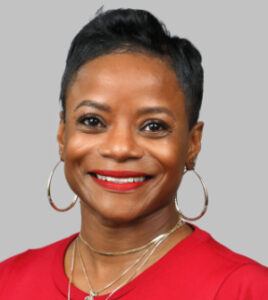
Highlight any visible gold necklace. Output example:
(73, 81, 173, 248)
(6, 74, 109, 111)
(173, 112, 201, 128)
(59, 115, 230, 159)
(77, 219, 184, 300)
(67, 219, 185, 300)
(78, 238, 154, 300)
(79, 217, 184, 256)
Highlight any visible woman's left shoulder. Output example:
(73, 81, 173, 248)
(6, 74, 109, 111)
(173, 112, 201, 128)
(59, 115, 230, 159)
(214, 262, 268, 299)
(186, 225, 268, 298)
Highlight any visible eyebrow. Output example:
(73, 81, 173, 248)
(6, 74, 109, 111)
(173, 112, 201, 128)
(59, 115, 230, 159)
(136, 107, 176, 119)
(74, 99, 175, 119)
(74, 100, 111, 112)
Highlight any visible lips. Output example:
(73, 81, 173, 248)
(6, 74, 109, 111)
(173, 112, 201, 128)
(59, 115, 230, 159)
(90, 170, 150, 178)
(89, 170, 153, 191)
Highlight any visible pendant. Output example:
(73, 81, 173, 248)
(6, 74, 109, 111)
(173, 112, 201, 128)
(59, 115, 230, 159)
(84, 291, 97, 300)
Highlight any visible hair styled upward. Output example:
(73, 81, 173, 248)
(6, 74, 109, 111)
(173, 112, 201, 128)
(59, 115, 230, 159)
(60, 8, 204, 129)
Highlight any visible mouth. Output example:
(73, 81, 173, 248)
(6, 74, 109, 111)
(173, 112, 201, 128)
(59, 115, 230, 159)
(88, 170, 153, 191)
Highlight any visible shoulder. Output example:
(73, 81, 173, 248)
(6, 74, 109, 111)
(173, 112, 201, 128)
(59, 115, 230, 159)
(190, 225, 265, 268)
(214, 263, 268, 299)
(165, 225, 268, 298)
(191, 225, 268, 298)
(0, 233, 77, 284)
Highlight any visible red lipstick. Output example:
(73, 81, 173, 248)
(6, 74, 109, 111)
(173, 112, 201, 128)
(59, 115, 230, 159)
(90, 170, 149, 178)
(89, 170, 152, 192)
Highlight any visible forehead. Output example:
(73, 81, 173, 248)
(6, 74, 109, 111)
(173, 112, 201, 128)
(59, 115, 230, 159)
(66, 53, 185, 114)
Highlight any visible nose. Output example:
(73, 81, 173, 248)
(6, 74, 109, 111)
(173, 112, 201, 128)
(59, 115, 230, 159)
(98, 124, 144, 162)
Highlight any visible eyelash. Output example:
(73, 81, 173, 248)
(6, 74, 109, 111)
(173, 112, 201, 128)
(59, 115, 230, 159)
(141, 120, 168, 132)
(78, 114, 105, 129)
(78, 115, 169, 133)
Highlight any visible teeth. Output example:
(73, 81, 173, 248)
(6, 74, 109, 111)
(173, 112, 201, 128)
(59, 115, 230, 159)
(95, 174, 146, 183)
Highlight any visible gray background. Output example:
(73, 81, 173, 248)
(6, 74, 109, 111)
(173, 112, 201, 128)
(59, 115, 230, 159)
(0, 0, 267, 266)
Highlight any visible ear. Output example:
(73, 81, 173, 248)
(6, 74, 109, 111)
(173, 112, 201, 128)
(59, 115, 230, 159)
(186, 122, 204, 170)
(57, 111, 65, 161)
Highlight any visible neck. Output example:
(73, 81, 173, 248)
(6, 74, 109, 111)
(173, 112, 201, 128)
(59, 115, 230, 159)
(64, 201, 193, 295)
(80, 201, 180, 254)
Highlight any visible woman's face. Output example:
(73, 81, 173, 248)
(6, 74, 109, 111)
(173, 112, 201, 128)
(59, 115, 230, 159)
(58, 53, 203, 223)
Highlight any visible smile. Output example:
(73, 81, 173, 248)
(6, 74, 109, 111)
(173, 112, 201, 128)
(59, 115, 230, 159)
(89, 170, 153, 191)
(95, 174, 146, 183)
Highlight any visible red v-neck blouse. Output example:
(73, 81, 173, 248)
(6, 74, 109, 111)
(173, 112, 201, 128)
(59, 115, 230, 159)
(1, 225, 268, 299)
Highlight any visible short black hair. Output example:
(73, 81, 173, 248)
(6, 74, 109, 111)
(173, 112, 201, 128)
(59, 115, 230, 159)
(60, 8, 204, 129)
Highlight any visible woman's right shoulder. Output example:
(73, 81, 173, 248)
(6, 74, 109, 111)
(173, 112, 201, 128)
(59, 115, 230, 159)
(0, 233, 78, 284)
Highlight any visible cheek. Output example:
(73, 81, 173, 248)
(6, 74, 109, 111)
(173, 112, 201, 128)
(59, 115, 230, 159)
(148, 136, 189, 195)
(64, 125, 97, 162)
(65, 135, 88, 162)
(146, 137, 188, 172)
(63, 130, 98, 188)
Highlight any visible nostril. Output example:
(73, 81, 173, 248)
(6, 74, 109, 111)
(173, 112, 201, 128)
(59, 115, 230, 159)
(98, 143, 144, 161)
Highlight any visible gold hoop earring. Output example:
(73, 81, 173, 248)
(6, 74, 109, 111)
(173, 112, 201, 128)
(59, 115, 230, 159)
(176, 169, 208, 221)
(47, 161, 78, 212)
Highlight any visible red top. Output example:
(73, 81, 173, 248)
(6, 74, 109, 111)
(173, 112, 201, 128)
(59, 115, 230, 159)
(1, 225, 268, 299)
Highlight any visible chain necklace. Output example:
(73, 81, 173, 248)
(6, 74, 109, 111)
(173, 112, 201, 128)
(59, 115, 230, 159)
(67, 219, 184, 300)
(103, 235, 168, 300)
(68, 235, 78, 300)
(78, 238, 156, 300)
(79, 218, 183, 256)
(67, 236, 162, 300)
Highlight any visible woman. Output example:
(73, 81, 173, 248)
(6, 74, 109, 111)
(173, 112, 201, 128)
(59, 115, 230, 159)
(0, 8, 267, 299)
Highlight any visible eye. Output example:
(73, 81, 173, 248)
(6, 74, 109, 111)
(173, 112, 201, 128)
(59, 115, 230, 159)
(78, 115, 105, 128)
(142, 121, 168, 133)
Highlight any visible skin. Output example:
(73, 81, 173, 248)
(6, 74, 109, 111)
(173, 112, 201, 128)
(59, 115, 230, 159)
(57, 53, 203, 294)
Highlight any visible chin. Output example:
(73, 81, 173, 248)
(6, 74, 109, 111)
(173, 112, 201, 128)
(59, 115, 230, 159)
(98, 203, 145, 225)
(82, 196, 152, 225)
